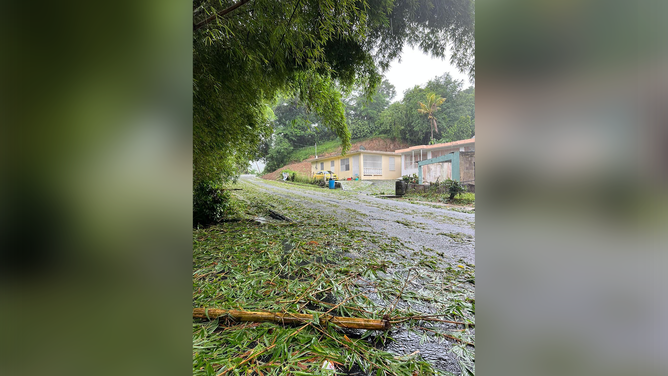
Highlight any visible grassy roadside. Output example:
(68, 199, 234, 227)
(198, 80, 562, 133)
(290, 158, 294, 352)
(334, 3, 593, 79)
(193, 181, 475, 376)
(402, 192, 475, 208)
(288, 138, 345, 162)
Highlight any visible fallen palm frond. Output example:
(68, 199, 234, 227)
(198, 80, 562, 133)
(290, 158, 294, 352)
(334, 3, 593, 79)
(193, 308, 391, 330)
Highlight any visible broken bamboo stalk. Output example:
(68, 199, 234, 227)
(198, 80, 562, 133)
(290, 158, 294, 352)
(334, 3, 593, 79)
(267, 209, 293, 222)
(193, 308, 390, 331)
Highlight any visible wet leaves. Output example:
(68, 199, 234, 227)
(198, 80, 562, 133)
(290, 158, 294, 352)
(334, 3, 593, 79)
(193, 180, 475, 375)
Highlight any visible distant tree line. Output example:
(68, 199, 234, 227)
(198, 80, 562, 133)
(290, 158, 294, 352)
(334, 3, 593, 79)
(263, 73, 475, 173)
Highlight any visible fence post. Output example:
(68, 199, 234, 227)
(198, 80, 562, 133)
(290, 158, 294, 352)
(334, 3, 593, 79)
(452, 151, 460, 182)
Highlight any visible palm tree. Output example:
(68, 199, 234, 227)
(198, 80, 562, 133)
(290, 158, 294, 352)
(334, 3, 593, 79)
(418, 93, 446, 143)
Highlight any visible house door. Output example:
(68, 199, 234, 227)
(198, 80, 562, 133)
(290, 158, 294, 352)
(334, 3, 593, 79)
(352, 155, 359, 177)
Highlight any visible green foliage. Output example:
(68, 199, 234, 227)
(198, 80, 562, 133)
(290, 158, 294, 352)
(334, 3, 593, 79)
(345, 80, 396, 139)
(288, 138, 344, 163)
(378, 101, 406, 140)
(418, 92, 446, 142)
(193, 181, 235, 227)
(264, 135, 294, 173)
(450, 192, 475, 205)
(380, 73, 475, 145)
(439, 115, 474, 143)
(193, 180, 476, 375)
(264, 79, 396, 173)
(402, 174, 418, 184)
(277, 169, 319, 186)
(445, 178, 466, 200)
(264, 77, 475, 175)
(272, 97, 337, 149)
(403, 184, 475, 207)
(193, 0, 475, 184)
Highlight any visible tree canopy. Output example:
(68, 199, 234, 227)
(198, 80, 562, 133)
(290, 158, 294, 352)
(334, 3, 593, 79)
(345, 80, 396, 140)
(370, 73, 475, 146)
(193, 0, 475, 182)
(261, 73, 475, 172)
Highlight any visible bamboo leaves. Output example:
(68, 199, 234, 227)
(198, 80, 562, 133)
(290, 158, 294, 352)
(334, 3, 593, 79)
(193, 179, 475, 375)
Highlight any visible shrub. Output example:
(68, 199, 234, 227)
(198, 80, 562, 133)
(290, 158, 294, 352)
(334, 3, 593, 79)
(450, 192, 475, 205)
(444, 179, 466, 200)
(295, 175, 317, 185)
(402, 174, 418, 184)
(277, 169, 324, 186)
(193, 181, 233, 226)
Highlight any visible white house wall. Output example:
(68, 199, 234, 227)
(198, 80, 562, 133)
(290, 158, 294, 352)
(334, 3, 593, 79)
(422, 161, 452, 183)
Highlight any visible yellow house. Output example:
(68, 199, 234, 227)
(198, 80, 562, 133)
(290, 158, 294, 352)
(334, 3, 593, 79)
(310, 151, 402, 180)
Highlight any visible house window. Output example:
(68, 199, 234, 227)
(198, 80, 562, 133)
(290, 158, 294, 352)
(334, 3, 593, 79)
(389, 157, 395, 171)
(363, 155, 382, 176)
(406, 153, 424, 169)
(405, 154, 414, 169)
(340, 158, 350, 171)
(320, 162, 324, 170)
(431, 150, 446, 159)
(331, 160, 335, 168)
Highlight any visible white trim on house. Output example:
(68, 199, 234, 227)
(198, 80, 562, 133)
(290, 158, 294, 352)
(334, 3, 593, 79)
(395, 138, 475, 177)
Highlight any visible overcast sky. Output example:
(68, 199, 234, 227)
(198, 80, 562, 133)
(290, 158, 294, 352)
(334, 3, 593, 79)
(383, 44, 472, 102)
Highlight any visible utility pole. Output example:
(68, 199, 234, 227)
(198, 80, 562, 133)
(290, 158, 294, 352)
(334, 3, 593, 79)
(311, 123, 318, 158)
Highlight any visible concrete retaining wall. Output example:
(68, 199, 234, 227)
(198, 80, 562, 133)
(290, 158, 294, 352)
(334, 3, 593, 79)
(459, 151, 475, 184)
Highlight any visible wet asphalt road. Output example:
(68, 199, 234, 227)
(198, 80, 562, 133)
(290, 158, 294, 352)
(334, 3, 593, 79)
(241, 175, 476, 374)
(241, 175, 475, 265)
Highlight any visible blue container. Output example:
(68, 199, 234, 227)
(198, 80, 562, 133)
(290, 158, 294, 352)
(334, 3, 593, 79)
(329, 179, 336, 189)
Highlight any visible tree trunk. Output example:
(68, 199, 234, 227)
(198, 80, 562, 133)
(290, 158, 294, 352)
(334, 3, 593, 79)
(430, 120, 434, 142)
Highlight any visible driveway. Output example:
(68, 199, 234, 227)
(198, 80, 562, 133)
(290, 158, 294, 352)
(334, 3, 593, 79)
(233, 175, 476, 374)
(240, 175, 475, 265)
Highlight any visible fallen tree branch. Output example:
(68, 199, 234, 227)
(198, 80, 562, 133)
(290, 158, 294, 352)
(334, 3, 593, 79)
(194, 307, 390, 331)
(193, 0, 252, 31)
(267, 209, 293, 222)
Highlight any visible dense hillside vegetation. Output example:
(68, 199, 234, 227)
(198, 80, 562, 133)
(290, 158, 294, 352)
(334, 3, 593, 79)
(263, 73, 475, 174)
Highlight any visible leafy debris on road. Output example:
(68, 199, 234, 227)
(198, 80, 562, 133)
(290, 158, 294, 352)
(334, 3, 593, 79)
(193, 178, 475, 375)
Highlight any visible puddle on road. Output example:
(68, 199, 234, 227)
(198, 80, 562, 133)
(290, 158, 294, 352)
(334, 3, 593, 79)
(384, 330, 463, 375)
(238, 178, 475, 375)
(254, 216, 270, 224)
(336, 321, 466, 375)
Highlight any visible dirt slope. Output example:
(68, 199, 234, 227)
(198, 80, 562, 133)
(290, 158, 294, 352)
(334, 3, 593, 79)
(262, 138, 410, 180)
(261, 161, 313, 181)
